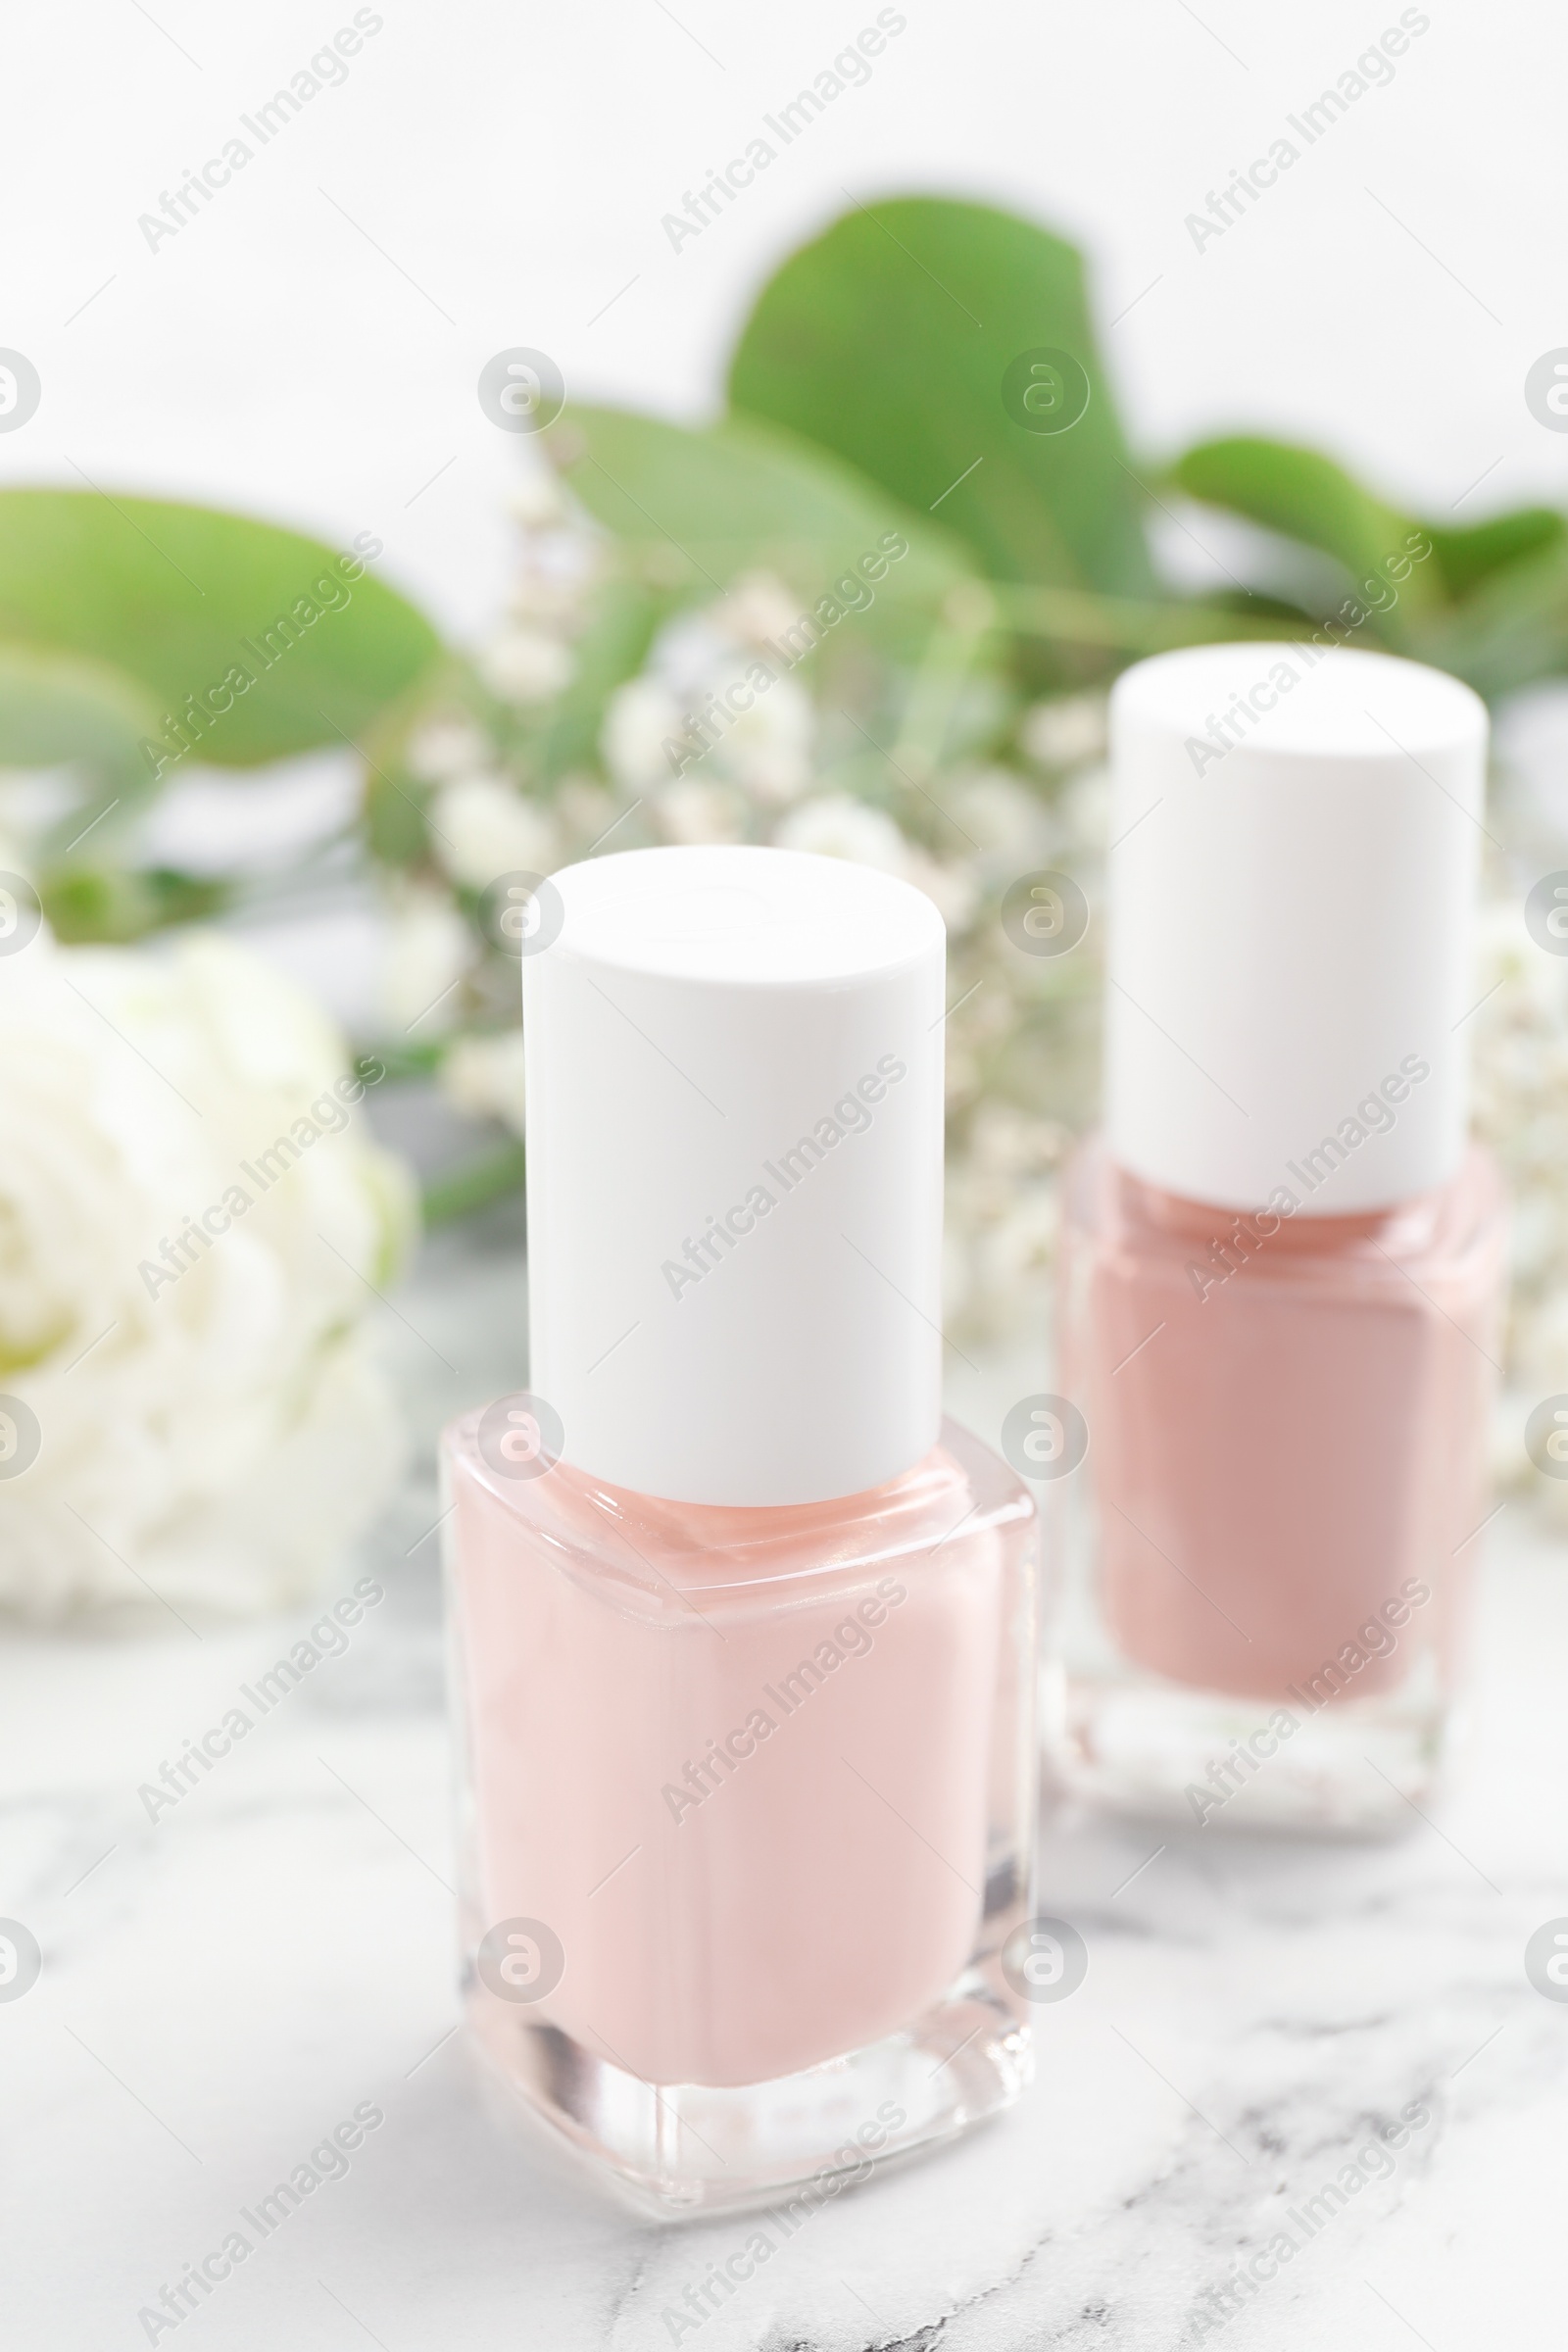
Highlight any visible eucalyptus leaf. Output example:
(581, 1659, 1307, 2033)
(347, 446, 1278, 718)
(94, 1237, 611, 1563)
(1410, 540, 1568, 701)
(1173, 433, 1568, 690)
(726, 196, 1154, 600)
(557, 401, 977, 661)
(1420, 507, 1566, 602)
(537, 577, 662, 778)
(0, 643, 161, 776)
(0, 489, 440, 769)
(1169, 436, 1442, 631)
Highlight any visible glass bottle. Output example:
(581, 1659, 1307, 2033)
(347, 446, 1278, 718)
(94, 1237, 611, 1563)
(442, 842, 1041, 2212)
(1043, 640, 1506, 1833)
(445, 1409, 1035, 2214)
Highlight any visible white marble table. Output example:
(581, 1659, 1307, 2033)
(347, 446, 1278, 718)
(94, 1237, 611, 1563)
(6, 1220, 1567, 2351)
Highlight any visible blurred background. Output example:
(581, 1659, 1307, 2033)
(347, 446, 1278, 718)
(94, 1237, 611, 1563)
(4, 0, 1568, 1608)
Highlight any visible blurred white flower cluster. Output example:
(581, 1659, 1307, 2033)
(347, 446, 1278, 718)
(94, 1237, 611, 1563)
(1471, 896, 1568, 1512)
(0, 931, 416, 1620)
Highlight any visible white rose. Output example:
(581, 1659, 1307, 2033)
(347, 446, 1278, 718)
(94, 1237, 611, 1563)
(0, 931, 417, 1620)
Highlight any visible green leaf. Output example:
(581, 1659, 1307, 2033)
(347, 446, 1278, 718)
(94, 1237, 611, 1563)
(1409, 540, 1568, 701)
(1420, 507, 1567, 602)
(726, 196, 1154, 599)
(537, 577, 661, 778)
(39, 863, 228, 943)
(1172, 434, 1568, 690)
(1172, 435, 1402, 573)
(0, 643, 161, 776)
(1168, 436, 1442, 627)
(557, 401, 977, 661)
(0, 490, 440, 768)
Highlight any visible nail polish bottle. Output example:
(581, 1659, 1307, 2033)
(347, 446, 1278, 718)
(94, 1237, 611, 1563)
(1050, 644, 1507, 1833)
(443, 845, 1038, 2214)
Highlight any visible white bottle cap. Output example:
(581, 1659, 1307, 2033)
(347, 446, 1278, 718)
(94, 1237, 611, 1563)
(1105, 642, 1488, 1214)
(522, 845, 946, 1506)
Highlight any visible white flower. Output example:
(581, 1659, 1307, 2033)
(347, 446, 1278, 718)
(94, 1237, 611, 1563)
(720, 569, 806, 650)
(714, 674, 814, 805)
(430, 776, 559, 891)
(405, 715, 494, 784)
(0, 932, 416, 1620)
(555, 775, 625, 852)
(776, 795, 906, 870)
(478, 628, 574, 705)
(506, 463, 569, 530)
(442, 1028, 528, 1137)
(655, 779, 746, 846)
(953, 768, 1057, 860)
(901, 845, 979, 932)
(773, 795, 970, 923)
(508, 527, 600, 627)
(1060, 761, 1112, 856)
(968, 1101, 1068, 1178)
(603, 677, 684, 791)
(656, 612, 742, 698)
(1020, 694, 1106, 770)
(381, 882, 473, 1034)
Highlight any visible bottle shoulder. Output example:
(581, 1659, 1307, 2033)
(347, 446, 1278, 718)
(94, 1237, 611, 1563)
(442, 1412, 1034, 1617)
(1062, 1131, 1506, 1290)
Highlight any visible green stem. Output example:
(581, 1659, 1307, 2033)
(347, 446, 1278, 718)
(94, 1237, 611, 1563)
(991, 584, 1301, 652)
(420, 1140, 527, 1227)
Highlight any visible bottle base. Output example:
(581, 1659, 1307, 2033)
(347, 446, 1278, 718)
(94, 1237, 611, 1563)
(1047, 1663, 1456, 1838)
(466, 1979, 1032, 2218)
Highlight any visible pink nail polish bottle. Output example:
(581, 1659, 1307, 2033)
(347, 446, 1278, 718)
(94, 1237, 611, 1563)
(443, 846, 1038, 2214)
(1050, 644, 1507, 1833)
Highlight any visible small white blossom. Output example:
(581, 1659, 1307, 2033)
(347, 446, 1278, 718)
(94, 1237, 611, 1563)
(381, 882, 473, 1034)
(656, 779, 747, 845)
(901, 845, 979, 931)
(720, 569, 806, 650)
(1060, 761, 1112, 856)
(603, 677, 685, 791)
(1021, 694, 1107, 770)
(406, 716, 494, 784)
(715, 674, 815, 805)
(953, 768, 1056, 859)
(479, 629, 574, 705)
(555, 776, 626, 852)
(431, 776, 559, 891)
(442, 1028, 528, 1137)
(777, 795, 906, 870)
(506, 463, 570, 530)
